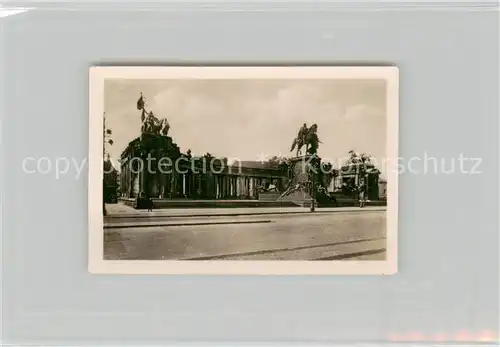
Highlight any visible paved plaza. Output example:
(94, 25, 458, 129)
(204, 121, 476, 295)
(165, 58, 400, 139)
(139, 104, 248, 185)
(104, 203, 387, 261)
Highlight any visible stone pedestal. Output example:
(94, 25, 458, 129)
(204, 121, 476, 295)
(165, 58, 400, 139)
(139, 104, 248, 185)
(277, 155, 320, 207)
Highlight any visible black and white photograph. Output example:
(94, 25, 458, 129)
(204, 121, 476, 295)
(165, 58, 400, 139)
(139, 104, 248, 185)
(89, 66, 398, 274)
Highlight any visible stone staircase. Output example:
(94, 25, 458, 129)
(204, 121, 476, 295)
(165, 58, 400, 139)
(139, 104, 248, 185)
(278, 190, 314, 207)
(258, 192, 282, 201)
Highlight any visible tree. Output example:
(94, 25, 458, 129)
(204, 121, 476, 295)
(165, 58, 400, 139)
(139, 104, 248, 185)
(343, 150, 377, 198)
(103, 158, 119, 203)
(263, 155, 291, 172)
(346, 150, 371, 165)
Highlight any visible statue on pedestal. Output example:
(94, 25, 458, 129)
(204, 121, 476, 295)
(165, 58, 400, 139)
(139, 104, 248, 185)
(133, 93, 177, 201)
(290, 123, 321, 157)
(277, 123, 335, 208)
(276, 123, 320, 206)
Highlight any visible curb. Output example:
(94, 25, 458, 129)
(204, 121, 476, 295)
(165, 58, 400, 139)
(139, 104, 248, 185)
(105, 219, 273, 229)
(105, 207, 387, 220)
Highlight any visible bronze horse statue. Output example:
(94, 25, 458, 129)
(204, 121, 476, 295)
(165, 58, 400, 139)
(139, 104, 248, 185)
(290, 123, 321, 157)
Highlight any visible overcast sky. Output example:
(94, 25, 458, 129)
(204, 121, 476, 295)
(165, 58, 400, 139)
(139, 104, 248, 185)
(104, 78, 387, 175)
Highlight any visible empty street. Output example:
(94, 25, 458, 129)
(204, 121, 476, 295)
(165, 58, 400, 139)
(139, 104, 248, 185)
(104, 207, 386, 261)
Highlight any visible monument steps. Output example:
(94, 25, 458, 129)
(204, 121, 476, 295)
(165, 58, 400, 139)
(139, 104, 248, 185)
(258, 192, 282, 201)
(119, 197, 297, 209)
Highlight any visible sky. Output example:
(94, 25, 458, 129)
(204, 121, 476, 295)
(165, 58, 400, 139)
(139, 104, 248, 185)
(104, 78, 387, 176)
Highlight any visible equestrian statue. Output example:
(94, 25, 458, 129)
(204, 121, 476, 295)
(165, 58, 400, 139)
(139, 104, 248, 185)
(290, 123, 321, 157)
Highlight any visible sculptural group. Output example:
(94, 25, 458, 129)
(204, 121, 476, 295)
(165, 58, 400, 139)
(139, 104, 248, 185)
(290, 123, 321, 157)
(137, 93, 170, 136)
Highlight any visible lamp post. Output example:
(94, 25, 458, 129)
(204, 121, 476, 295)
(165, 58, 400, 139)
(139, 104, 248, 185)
(103, 113, 114, 153)
(103, 112, 113, 216)
(310, 179, 316, 212)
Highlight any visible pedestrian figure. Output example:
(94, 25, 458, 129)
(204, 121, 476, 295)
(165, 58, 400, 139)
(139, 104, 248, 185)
(146, 194, 154, 212)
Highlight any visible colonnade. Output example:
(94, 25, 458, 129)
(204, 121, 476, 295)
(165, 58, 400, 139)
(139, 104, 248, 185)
(120, 163, 282, 200)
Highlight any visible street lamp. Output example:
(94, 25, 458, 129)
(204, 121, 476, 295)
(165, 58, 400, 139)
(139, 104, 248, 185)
(310, 179, 316, 212)
(103, 112, 113, 216)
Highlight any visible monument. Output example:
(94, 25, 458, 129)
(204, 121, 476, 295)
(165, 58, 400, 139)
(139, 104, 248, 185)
(120, 93, 291, 207)
(120, 93, 182, 201)
(137, 92, 171, 137)
(278, 123, 326, 207)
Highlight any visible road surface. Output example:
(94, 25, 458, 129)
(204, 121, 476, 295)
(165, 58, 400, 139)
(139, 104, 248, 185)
(104, 210, 386, 261)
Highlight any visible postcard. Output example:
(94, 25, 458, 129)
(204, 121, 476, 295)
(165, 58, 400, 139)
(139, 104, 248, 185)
(88, 66, 398, 274)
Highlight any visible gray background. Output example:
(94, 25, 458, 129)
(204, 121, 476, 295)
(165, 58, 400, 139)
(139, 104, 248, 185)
(1, 1, 498, 345)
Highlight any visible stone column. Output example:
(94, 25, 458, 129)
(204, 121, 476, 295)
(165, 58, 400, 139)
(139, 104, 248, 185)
(170, 172, 176, 198)
(129, 164, 134, 197)
(186, 173, 192, 198)
(206, 174, 211, 199)
(126, 162, 130, 197)
(128, 170, 132, 197)
(137, 170, 142, 196)
(182, 174, 186, 197)
(218, 175, 222, 199)
(150, 173, 158, 197)
(191, 173, 195, 198)
(210, 174, 216, 199)
(355, 165, 359, 186)
(119, 166, 122, 198)
(161, 171, 167, 198)
(163, 173, 168, 198)
(157, 169, 163, 197)
(132, 173, 139, 198)
(191, 174, 196, 198)
(139, 170, 144, 196)
(190, 173, 195, 198)
(122, 161, 127, 197)
(181, 173, 186, 197)
(202, 174, 207, 198)
(146, 168, 152, 197)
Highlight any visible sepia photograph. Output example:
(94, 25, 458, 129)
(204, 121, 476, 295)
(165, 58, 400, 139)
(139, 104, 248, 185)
(88, 66, 398, 274)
